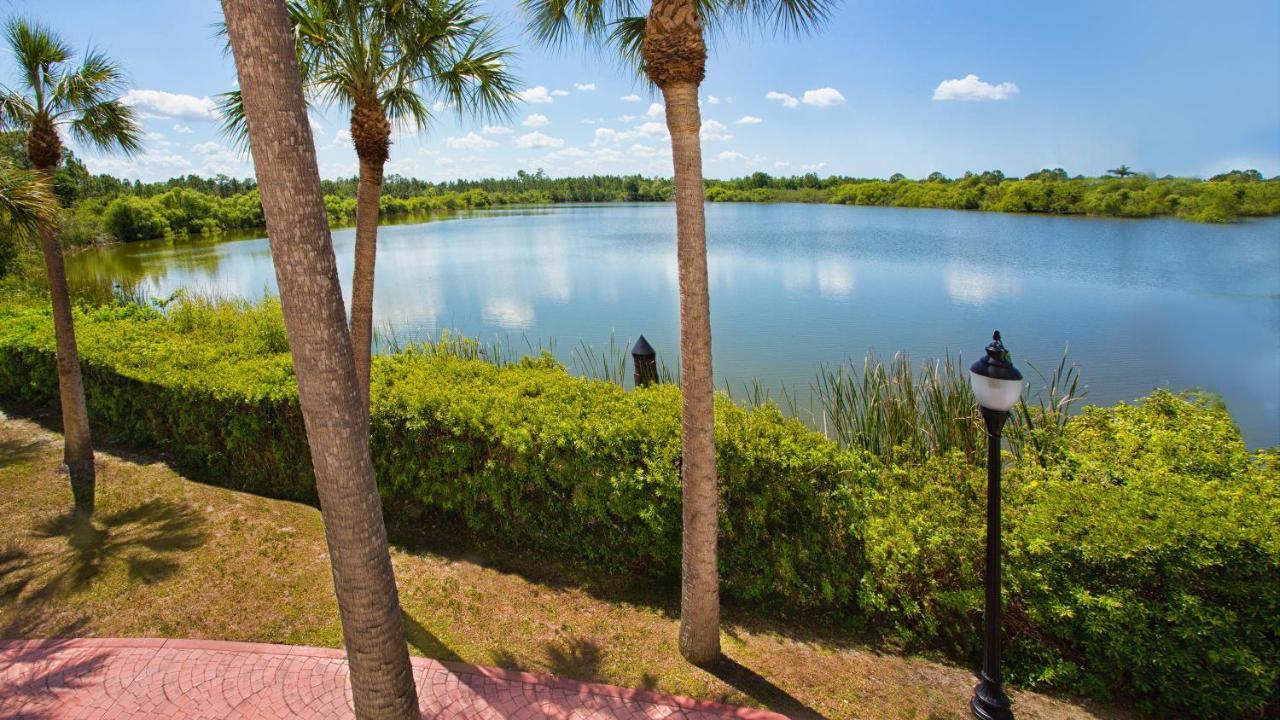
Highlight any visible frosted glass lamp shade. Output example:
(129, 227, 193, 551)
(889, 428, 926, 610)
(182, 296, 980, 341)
(970, 330, 1023, 412)
(970, 372, 1023, 412)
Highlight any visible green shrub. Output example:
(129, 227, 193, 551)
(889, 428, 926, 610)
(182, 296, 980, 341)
(0, 299, 1275, 717)
(861, 392, 1279, 717)
(102, 196, 171, 242)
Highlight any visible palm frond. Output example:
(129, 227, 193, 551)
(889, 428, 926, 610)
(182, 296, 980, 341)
(67, 99, 142, 156)
(4, 18, 72, 101)
(0, 90, 36, 131)
(215, 90, 252, 154)
(0, 158, 57, 239)
(606, 16, 649, 83)
(710, 0, 832, 36)
(51, 48, 129, 115)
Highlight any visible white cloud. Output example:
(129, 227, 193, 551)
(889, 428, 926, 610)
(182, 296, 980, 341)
(122, 89, 219, 121)
(551, 89, 569, 97)
(715, 151, 746, 162)
(522, 113, 550, 128)
(515, 131, 565, 149)
(706, 95, 721, 105)
(331, 128, 351, 148)
(735, 116, 762, 125)
(801, 161, 829, 172)
(766, 91, 799, 108)
(432, 99, 456, 112)
(172, 124, 192, 134)
(620, 94, 641, 102)
(644, 102, 665, 120)
(574, 82, 596, 91)
(481, 125, 512, 135)
(592, 121, 669, 145)
(634, 121, 668, 137)
(518, 86, 554, 104)
(446, 131, 498, 150)
(774, 161, 791, 169)
(802, 87, 846, 107)
(932, 74, 1019, 101)
(83, 151, 192, 178)
(700, 119, 732, 142)
(628, 143, 660, 158)
(189, 141, 245, 175)
(548, 146, 590, 160)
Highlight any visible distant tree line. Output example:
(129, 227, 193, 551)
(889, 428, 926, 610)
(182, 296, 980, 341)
(706, 168, 1280, 223)
(10, 136, 1276, 248)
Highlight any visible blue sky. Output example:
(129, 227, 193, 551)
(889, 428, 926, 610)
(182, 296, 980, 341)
(13, 0, 1280, 181)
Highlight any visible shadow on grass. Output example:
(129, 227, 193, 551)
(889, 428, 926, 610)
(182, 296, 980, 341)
(707, 655, 829, 719)
(402, 609, 462, 662)
(1, 499, 206, 638)
(544, 636, 605, 683)
(0, 436, 47, 468)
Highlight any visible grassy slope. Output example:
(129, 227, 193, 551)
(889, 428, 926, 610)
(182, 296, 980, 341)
(0, 411, 1130, 720)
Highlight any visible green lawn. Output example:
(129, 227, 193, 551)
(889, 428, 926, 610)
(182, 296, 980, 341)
(0, 410, 1131, 720)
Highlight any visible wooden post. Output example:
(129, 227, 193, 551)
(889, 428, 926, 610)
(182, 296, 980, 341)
(632, 335, 658, 387)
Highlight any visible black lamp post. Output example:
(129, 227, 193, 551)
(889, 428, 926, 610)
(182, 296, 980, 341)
(968, 331, 1022, 720)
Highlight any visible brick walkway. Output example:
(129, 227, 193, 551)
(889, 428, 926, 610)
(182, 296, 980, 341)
(0, 639, 786, 719)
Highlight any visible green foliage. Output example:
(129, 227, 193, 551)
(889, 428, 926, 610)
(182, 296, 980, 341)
(0, 298, 1274, 717)
(822, 172, 1280, 223)
(102, 195, 171, 241)
(860, 392, 1279, 718)
(60, 169, 1280, 247)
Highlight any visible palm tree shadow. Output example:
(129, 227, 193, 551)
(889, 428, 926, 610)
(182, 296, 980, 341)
(0, 437, 47, 467)
(0, 649, 111, 719)
(706, 655, 829, 720)
(2, 499, 206, 637)
(401, 609, 462, 662)
(543, 636, 605, 683)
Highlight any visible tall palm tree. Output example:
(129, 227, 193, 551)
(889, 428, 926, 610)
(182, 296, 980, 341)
(0, 18, 142, 517)
(220, 1, 418, 718)
(220, 0, 518, 409)
(1108, 164, 1134, 178)
(522, 0, 833, 665)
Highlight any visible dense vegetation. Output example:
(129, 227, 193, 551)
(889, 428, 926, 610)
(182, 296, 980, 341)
(5, 129, 1275, 253)
(708, 168, 1280, 223)
(0, 294, 1274, 718)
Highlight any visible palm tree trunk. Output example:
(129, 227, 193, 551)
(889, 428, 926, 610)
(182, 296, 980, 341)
(34, 167, 95, 517)
(350, 158, 383, 412)
(661, 80, 721, 666)
(219, 2, 418, 718)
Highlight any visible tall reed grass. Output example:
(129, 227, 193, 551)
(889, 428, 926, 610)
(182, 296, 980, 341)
(807, 349, 1084, 464)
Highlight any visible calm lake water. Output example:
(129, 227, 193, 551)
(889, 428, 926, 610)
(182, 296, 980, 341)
(67, 203, 1280, 447)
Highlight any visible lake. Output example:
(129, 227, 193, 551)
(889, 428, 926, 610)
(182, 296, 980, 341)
(67, 203, 1280, 447)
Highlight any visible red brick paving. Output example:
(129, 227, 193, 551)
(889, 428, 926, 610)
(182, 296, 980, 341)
(0, 639, 787, 719)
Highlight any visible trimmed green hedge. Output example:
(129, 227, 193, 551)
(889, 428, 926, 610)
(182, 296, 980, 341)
(0, 299, 1275, 718)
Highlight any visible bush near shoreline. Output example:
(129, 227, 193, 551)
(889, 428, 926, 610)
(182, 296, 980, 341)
(0, 298, 1275, 718)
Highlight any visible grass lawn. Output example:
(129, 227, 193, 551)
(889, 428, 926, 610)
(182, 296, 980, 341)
(0, 410, 1132, 720)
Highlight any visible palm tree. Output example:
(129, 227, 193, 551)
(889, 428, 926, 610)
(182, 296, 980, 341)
(522, 0, 833, 665)
(220, 1, 418, 718)
(220, 0, 517, 409)
(0, 18, 142, 517)
(1108, 164, 1135, 178)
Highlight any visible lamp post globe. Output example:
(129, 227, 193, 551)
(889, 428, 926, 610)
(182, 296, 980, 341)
(969, 331, 1022, 720)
